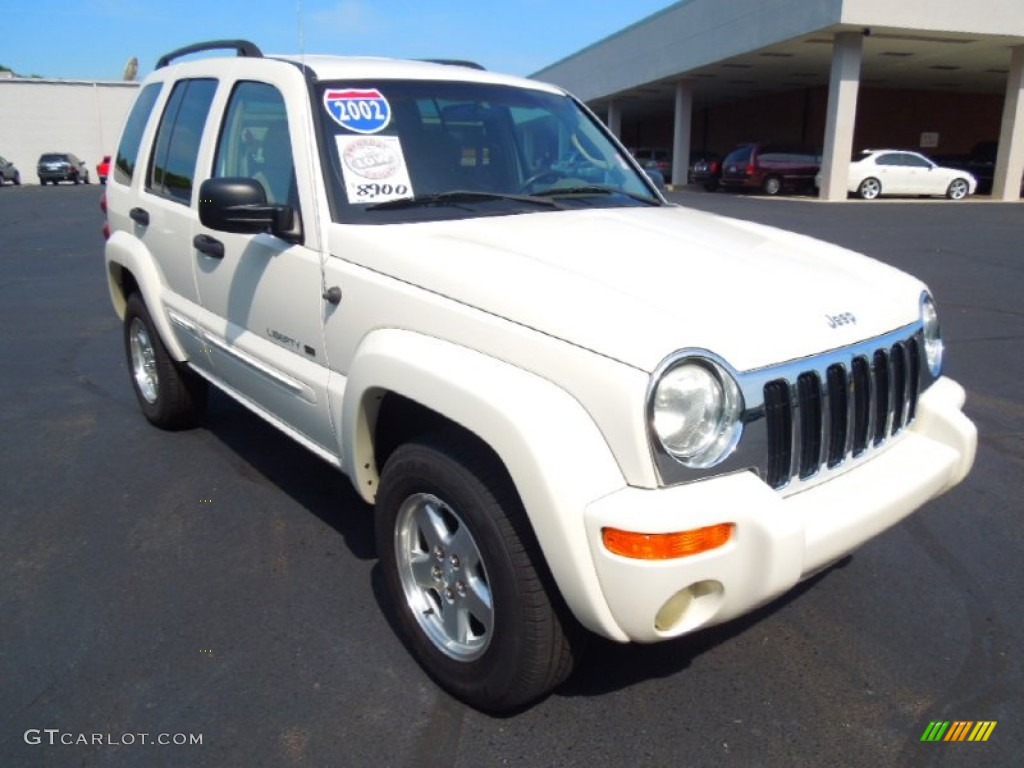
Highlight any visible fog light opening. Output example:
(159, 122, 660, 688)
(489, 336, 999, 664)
(654, 580, 724, 634)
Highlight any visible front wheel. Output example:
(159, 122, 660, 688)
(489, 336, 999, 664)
(123, 293, 207, 429)
(946, 178, 970, 200)
(376, 434, 580, 712)
(858, 177, 882, 200)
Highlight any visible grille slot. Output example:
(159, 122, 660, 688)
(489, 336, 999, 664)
(797, 372, 822, 479)
(764, 380, 792, 489)
(762, 334, 922, 491)
(826, 364, 848, 467)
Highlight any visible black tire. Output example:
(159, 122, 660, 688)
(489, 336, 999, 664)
(375, 433, 580, 712)
(83, 173, 90, 185)
(13, 172, 20, 186)
(762, 175, 782, 196)
(73, 173, 81, 185)
(123, 293, 207, 429)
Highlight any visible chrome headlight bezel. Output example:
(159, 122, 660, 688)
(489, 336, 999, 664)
(647, 352, 745, 470)
(920, 291, 944, 377)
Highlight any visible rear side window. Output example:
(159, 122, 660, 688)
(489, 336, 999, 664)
(114, 82, 162, 186)
(147, 78, 218, 203)
(724, 146, 751, 165)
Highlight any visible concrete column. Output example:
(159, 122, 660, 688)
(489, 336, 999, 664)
(671, 80, 693, 187)
(992, 45, 1024, 201)
(606, 100, 622, 138)
(819, 32, 864, 201)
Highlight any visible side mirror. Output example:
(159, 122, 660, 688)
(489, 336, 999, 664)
(198, 177, 295, 237)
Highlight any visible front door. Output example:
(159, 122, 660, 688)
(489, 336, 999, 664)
(192, 76, 336, 456)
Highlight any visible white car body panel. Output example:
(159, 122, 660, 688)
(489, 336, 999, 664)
(329, 207, 924, 374)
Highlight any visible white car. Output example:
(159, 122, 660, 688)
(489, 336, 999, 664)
(103, 40, 976, 712)
(846, 149, 977, 200)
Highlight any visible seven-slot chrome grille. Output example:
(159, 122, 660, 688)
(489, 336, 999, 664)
(762, 335, 921, 490)
(647, 323, 933, 492)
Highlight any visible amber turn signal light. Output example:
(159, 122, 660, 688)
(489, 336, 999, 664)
(602, 523, 733, 560)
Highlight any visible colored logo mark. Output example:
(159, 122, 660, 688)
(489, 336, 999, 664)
(920, 721, 997, 742)
(324, 89, 391, 134)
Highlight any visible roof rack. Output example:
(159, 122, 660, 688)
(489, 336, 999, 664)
(420, 59, 486, 71)
(156, 40, 263, 69)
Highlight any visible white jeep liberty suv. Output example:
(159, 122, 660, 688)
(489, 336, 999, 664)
(103, 40, 977, 712)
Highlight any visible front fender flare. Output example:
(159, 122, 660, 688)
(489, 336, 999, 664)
(341, 328, 630, 641)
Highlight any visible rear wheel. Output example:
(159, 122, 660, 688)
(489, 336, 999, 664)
(761, 175, 782, 196)
(376, 434, 580, 712)
(858, 177, 882, 200)
(123, 293, 207, 429)
(946, 178, 970, 200)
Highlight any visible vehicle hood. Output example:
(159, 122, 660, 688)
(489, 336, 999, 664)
(333, 205, 926, 373)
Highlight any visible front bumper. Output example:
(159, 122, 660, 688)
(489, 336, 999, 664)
(582, 376, 975, 643)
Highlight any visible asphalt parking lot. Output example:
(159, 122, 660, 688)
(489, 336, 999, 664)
(1, 184, 1021, 768)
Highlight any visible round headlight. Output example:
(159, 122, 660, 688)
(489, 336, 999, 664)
(921, 292, 944, 377)
(651, 358, 743, 468)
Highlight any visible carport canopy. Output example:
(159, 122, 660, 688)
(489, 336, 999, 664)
(533, 0, 1024, 201)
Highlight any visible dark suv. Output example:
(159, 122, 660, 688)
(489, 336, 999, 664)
(720, 143, 821, 195)
(37, 152, 90, 185)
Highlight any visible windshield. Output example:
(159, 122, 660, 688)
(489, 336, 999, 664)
(317, 79, 660, 224)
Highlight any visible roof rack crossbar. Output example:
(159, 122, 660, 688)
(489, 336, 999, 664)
(420, 59, 486, 71)
(156, 40, 263, 69)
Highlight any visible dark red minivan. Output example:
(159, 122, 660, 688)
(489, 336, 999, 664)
(719, 143, 821, 195)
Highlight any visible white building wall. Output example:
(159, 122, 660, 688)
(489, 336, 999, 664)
(0, 79, 139, 184)
(842, 0, 1024, 37)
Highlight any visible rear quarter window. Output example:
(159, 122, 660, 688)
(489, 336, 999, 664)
(114, 82, 163, 186)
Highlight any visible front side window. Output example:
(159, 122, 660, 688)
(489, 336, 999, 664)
(147, 78, 217, 203)
(317, 80, 659, 224)
(902, 153, 933, 169)
(214, 81, 297, 208)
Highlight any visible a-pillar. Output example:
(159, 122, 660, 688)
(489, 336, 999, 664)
(993, 45, 1024, 201)
(606, 101, 622, 138)
(671, 80, 693, 187)
(819, 32, 864, 201)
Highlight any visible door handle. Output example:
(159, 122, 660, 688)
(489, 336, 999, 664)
(193, 234, 225, 259)
(129, 207, 149, 226)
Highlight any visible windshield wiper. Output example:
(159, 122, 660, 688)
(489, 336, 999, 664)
(365, 190, 564, 211)
(532, 185, 661, 206)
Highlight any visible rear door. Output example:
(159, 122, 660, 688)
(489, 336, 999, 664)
(129, 77, 219, 369)
(873, 153, 911, 194)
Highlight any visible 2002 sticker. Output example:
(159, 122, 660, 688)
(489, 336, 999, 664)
(324, 88, 392, 134)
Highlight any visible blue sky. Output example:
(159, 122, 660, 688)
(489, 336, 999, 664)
(5, 0, 676, 81)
